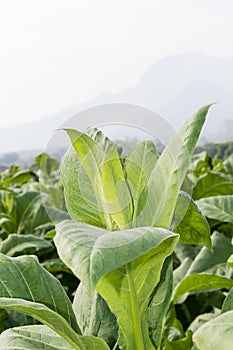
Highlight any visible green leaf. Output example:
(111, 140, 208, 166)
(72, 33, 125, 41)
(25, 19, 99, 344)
(0, 234, 53, 256)
(227, 254, 233, 268)
(73, 283, 118, 347)
(134, 104, 212, 228)
(124, 140, 159, 223)
(41, 258, 72, 274)
(173, 257, 193, 289)
(61, 146, 105, 227)
(165, 329, 193, 350)
(55, 220, 179, 349)
(193, 310, 233, 350)
(192, 172, 233, 200)
(0, 325, 74, 349)
(5, 309, 38, 327)
(86, 127, 122, 155)
(223, 154, 233, 176)
(175, 244, 197, 262)
(146, 256, 173, 348)
(173, 274, 233, 303)
(185, 231, 233, 277)
(63, 129, 113, 230)
(101, 144, 133, 229)
(0, 300, 110, 350)
(44, 206, 70, 223)
(189, 309, 221, 333)
(15, 192, 50, 235)
(35, 153, 59, 177)
(173, 191, 211, 248)
(63, 129, 133, 230)
(222, 288, 233, 313)
(196, 195, 233, 224)
(11, 170, 39, 184)
(0, 324, 110, 350)
(0, 254, 78, 332)
(173, 232, 233, 302)
(0, 254, 109, 350)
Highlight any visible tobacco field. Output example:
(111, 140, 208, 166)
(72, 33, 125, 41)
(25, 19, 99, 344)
(0, 106, 232, 349)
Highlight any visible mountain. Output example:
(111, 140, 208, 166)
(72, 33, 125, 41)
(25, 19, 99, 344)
(0, 52, 232, 153)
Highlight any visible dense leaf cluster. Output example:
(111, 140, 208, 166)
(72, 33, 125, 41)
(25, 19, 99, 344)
(0, 105, 232, 349)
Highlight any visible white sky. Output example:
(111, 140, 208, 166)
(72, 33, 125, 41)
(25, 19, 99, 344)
(0, 0, 233, 128)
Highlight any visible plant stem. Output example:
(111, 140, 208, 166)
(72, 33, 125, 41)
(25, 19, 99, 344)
(181, 303, 192, 325)
(126, 263, 145, 350)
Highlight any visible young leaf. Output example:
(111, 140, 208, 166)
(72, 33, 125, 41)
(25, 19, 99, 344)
(63, 129, 133, 230)
(61, 146, 105, 228)
(124, 140, 159, 223)
(100, 145, 133, 229)
(134, 104, 212, 228)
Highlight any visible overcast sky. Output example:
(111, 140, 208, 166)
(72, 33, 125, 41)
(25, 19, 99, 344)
(0, 0, 233, 128)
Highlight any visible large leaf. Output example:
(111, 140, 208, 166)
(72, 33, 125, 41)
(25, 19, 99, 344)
(55, 220, 179, 349)
(173, 191, 211, 248)
(0, 300, 109, 350)
(192, 172, 233, 200)
(0, 325, 73, 350)
(124, 140, 159, 223)
(134, 104, 211, 228)
(193, 310, 233, 350)
(73, 283, 118, 347)
(0, 254, 78, 331)
(0, 254, 109, 350)
(196, 195, 233, 224)
(0, 324, 110, 350)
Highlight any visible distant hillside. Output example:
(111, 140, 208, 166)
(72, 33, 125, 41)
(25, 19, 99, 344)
(0, 52, 232, 153)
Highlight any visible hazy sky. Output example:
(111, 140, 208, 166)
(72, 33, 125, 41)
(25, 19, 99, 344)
(0, 0, 233, 128)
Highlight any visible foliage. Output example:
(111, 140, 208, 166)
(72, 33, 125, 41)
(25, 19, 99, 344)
(0, 105, 232, 349)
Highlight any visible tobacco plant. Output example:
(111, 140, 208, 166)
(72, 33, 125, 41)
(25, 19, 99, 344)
(0, 104, 233, 349)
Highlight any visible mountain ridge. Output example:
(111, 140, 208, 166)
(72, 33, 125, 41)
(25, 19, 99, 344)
(1, 52, 232, 152)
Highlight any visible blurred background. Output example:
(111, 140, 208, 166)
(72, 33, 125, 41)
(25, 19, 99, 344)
(0, 0, 233, 162)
